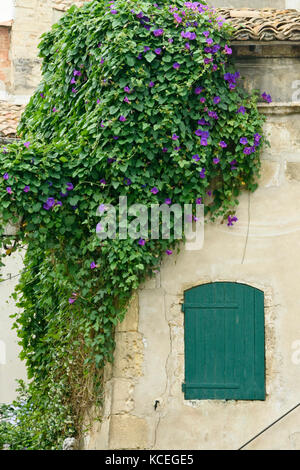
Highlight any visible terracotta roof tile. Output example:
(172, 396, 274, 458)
(0, 102, 25, 138)
(217, 8, 300, 41)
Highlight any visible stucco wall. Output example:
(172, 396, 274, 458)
(0, 250, 27, 403)
(83, 51, 300, 450)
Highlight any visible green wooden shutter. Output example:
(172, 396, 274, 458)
(182, 282, 265, 400)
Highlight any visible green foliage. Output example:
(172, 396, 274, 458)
(0, 0, 266, 449)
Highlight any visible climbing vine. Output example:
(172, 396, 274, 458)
(0, 0, 267, 449)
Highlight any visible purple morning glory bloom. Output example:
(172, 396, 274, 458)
(213, 96, 221, 104)
(240, 137, 248, 145)
(3, 173, 9, 180)
(166, 250, 173, 256)
(199, 168, 206, 178)
(206, 37, 213, 45)
(124, 96, 130, 103)
(254, 133, 262, 143)
(185, 43, 190, 50)
(208, 111, 218, 120)
(151, 187, 159, 194)
(24, 186, 30, 192)
(165, 198, 172, 205)
(99, 179, 106, 185)
(153, 29, 164, 37)
(230, 159, 238, 170)
(119, 115, 126, 122)
(55, 201, 62, 207)
(73, 70, 81, 77)
(155, 48, 162, 55)
(6, 187, 12, 194)
(100, 58, 105, 64)
(173, 62, 181, 69)
(24, 142, 30, 148)
(237, 106, 246, 114)
(192, 154, 200, 161)
(70, 77, 76, 84)
(227, 215, 238, 227)
(198, 118, 209, 126)
(110, 9, 118, 14)
(196, 197, 202, 205)
(124, 178, 132, 186)
(194, 87, 203, 95)
(138, 238, 146, 246)
(66, 182, 74, 191)
(168, 38, 174, 43)
(213, 157, 220, 164)
(219, 141, 227, 148)
(149, 81, 155, 88)
(173, 13, 182, 23)
(172, 134, 179, 140)
(262, 92, 272, 103)
(201, 138, 208, 146)
(69, 297, 76, 305)
(124, 86, 131, 93)
(52, 107, 57, 112)
(137, 53, 143, 60)
(162, 147, 168, 153)
(175, 146, 181, 151)
(71, 88, 77, 94)
(200, 97, 206, 103)
(243, 147, 253, 155)
(40, 93, 45, 98)
(90, 262, 96, 269)
(225, 45, 232, 55)
(144, 46, 150, 52)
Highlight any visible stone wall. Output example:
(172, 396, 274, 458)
(0, 24, 12, 98)
(83, 49, 300, 450)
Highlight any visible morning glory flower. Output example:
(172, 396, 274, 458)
(24, 186, 30, 192)
(52, 107, 57, 112)
(261, 92, 272, 103)
(69, 297, 76, 305)
(227, 215, 238, 226)
(230, 159, 238, 170)
(213, 96, 221, 104)
(196, 197, 202, 205)
(124, 86, 131, 93)
(165, 198, 172, 205)
(73, 70, 81, 77)
(173, 62, 181, 69)
(243, 147, 253, 155)
(55, 201, 62, 207)
(155, 48, 162, 55)
(199, 168, 206, 178)
(203, 31, 210, 37)
(40, 93, 45, 98)
(119, 115, 126, 122)
(213, 158, 220, 164)
(90, 262, 96, 269)
(162, 147, 168, 152)
(240, 137, 248, 145)
(99, 179, 106, 185)
(206, 38, 213, 45)
(237, 106, 246, 114)
(151, 187, 159, 194)
(138, 238, 146, 246)
(194, 87, 204, 95)
(172, 134, 179, 140)
(192, 154, 200, 161)
(219, 141, 227, 148)
(149, 81, 155, 88)
(201, 138, 208, 146)
(3, 173, 9, 180)
(124, 96, 130, 103)
(24, 142, 30, 148)
(66, 182, 74, 191)
(166, 250, 173, 255)
(224, 45, 232, 55)
(185, 43, 190, 50)
(70, 77, 76, 84)
(110, 9, 118, 14)
(198, 119, 209, 126)
(144, 46, 150, 52)
(72, 88, 77, 94)
(153, 29, 164, 37)
(254, 133, 262, 143)
(168, 38, 174, 43)
(6, 187, 12, 194)
(173, 13, 182, 23)
(124, 178, 132, 185)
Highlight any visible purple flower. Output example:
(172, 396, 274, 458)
(208, 111, 218, 120)
(138, 238, 146, 246)
(70, 77, 76, 84)
(97, 99, 100, 104)
(24, 142, 30, 148)
(204, 57, 213, 65)
(124, 86, 131, 93)
(162, 147, 168, 153)
(137, 53, 143, 60)
(69, 297, 76, 304)
(224, 45, 232, 55)
(237, 106, 246, 115)
(199, 168, 206, 178)
(201, 138, 208, 146)
(213, 157, 220, 164)
(166, 250, 173, 256)
(66, 182, 74, 191)
(219, 141, 227, 148)
(43, 197, 55, 210)
(200, 97, 206, 103)
(40, 93, 45, 98)
(243, 147, 253, 155)
(151, 187, 159, 194)
(175, 146, 181, 151)
(165, 198, 172, 205)
(185, 42, 190, 50)
(72, 88, 77, 94)
(3, 173, 9, 180)
(24, 186, 30, 192)
(100, 57, 105, 64)
(99, 178, 106, 185)
(110, 9, 118, 14)
(52, 107, 57, 112)
(153, 29, 164, 37)
(212, 64, 218, 72)
(124, 178, 132, 186)
(149, 81, 155, 88)
(198, 118, 209, 126)
(90, 262, 96, 269)
(173, 13, 182, 23)
(173, 62, 181, 69)
(213, 96, 221, 104)
(230, 159, 238, 170)
(119, 115, 126, 122)
(144, 46, 150, 52)
(55, 201, 62, 207)
(73, 70, 81, 77)
(227, 215, 238, 227)
(96, 223, 103, 233)
(124, 96, 130, 103)
(168, 38, 174, 43)
(196, 197, 202, 205)
(6, 187, 12, 194)
(194, 87, 203, 95)
(172, 134, 179, 140)
(203, 31, 210, 37)
(192, 154, 200, 162)
(240, 137, 248, 145)
(206, 38, 213, 45)
(254, 133, 262, 143)
(155, 48, 162, 55)
(262, 92, 272, 103)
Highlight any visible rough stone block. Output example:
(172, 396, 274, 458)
(111, 379, 134, 414)
(109, 414, 149, 449)
(286, 162, 300, 182)
(113, 332, 143, 379)
(116, 292, 139, 332)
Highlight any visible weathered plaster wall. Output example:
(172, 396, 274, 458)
(0, 249, 27, 403)
(207, 1, 294, 9)
(83, 53, 300, 450)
